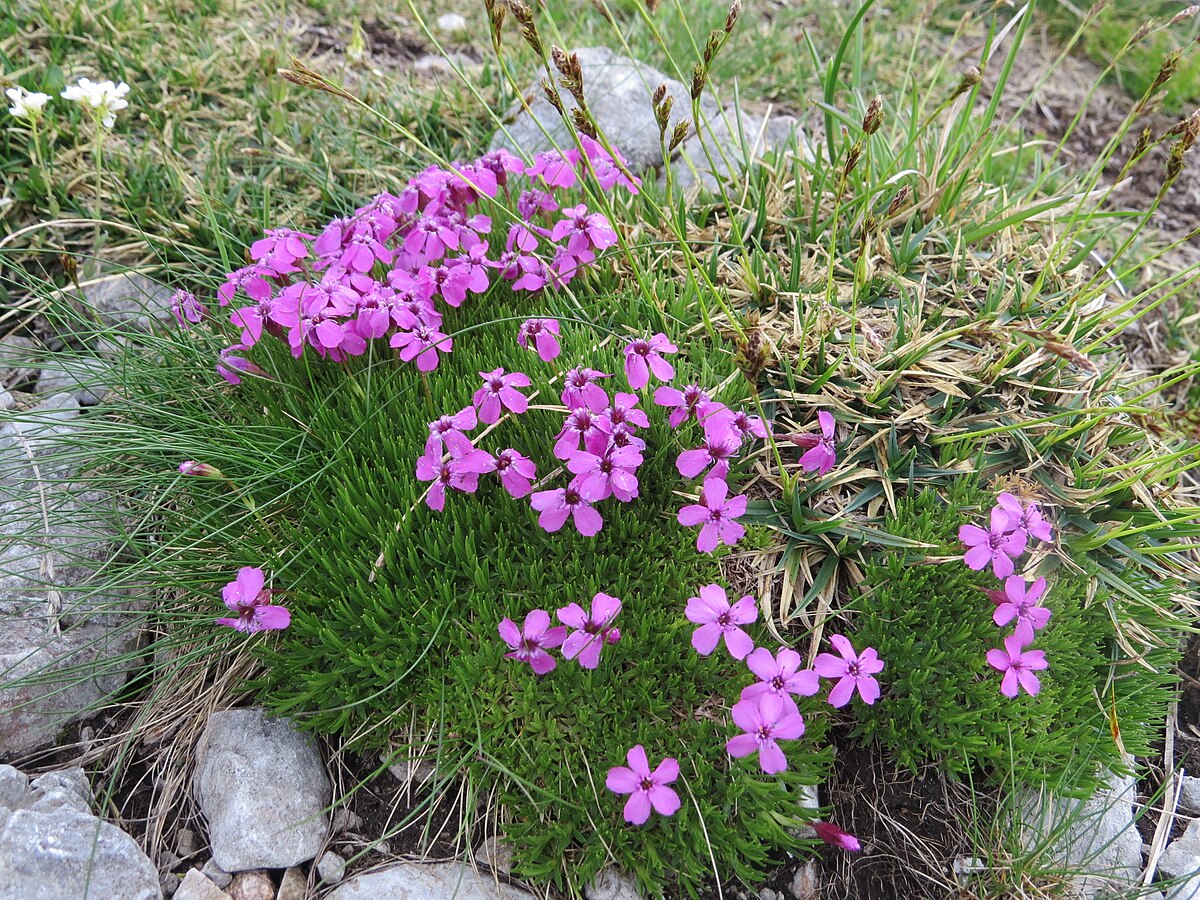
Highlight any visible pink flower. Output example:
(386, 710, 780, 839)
(726, 693, 805, 774)
(216, 567, 290, 634)
(178, 461, 222, 478)
(685, 585, 757, 660)
(530, 486, 603, 536)
(567, 438, 642, 502)
(217, 344, 265, 386)
(678, 476, 747, 553)
(814, 821, 861, 852)
(498, 609, 566, 676)
(996, 492, 1054, 543)
(986, 634, 1048, 698)
(425, 406, 477, 457)
(170, 290, 207, 328)
(676, 436, 739, 481)
(603, 392, 650, 431)
(517, 318, 562, 362)
(250, 228, 314, 275)
(561, 367, 611, 412)
(528, 150, 580, 189)
(813, 635, 884, 707)
(477, 448, 537, 499)
(741, 647, 820, 714)
(550, 204, 619, 256)
(554, 407, 610, 460)
(391, 324, 452, 372)
(473, 368, 532, 424)
(623, 333, 678, 390)
(605, 745, 680, 825)
(654, 384, 711, 428)
(959, 508, 1027, 578)
(699, 403, 769, 443)
(579, 135, 641, 193)
(415, 451, 481, 511)
(797, 410, 838, 476)
(557, 592, 622, 669)
(993, 576, 1052, 644)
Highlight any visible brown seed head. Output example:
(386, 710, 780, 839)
(725, 0, 742, 34)
(670, 120, 691, 152)
(862, 95, 883, 135)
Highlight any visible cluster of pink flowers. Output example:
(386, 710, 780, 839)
(174, 139, 639, 383)
(960, 493, 1055, 697)
(498, 592, 622, 676)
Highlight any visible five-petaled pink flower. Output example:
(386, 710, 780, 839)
(605, 745, 681, 825)
(561, 367, 611, 412)
(678, 476, 747, 553)
(425, 406, 477, 457)
(473, 367, 532, 424)
(685, 584, 757, 659)
(567, 437, 643, 502)
(986, 633, 1048, 698)
(391, 324, 452, 371)
(655, 384, 711, 428)
(726, 693, 806, 774)
(814, 821, 861, 852)
(996, 492, 1054, 543)
(741, 647, 820, 714)
(960, 508, 1027, 578)
(530, 486, 603, 536)
(216, 566, 290, 634)
(517, 318, 562, 362)
(476, 448, 537, 499)
(623, 333, 678, 390)
(415, 451, 480, 511)
(557, 592, 622, 669)
(498, 609, 566, 675)
(813, 635, 884, 707)
(993, 575, 1052, 644)
(797, 410, 838, 476)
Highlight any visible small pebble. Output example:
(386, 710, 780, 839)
(436, 13, 467, 33)
(201, 858, 233, 889)
(228, 870, 274, 900)
(318, 850, 346, 883)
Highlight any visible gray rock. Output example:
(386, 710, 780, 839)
(1179, 777, 1200, 816)
(78, 272, 175, 333)
(0, 395, 138, 755)
(474, 834, 513, 875)
(192, 707, 331, 872)
(226, 870, 273, 900)
(35, 356, 111, 407)
(328, 862, 534, 899)
(317, 851, 346, 884)
(1160, 818, 1200, 880)
(670, 104, 809, 192)
(0, 764, 161, 900)
(789, 861, 819, 900)
(174, 869, 230, 900)
(0, 335, 43, 389)
(1017, 772, 1144, 899)
(490, 46, 717, 172)
(585, 866, 643, 900)
(200, 859, 232, 890)
(1168, 871, 1200, 899)
(277, 866, 308, 900)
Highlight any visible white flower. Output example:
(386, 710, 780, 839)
(5, 86, 51, 121)
(60, 78, 130, 129)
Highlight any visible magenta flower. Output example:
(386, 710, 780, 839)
(797, 410, 838, 476)
(480, 448, 537, 499)
(473, 368, 532, 424)
(685, 585, 757, 660)
(726, 693, 805, 774)
(250, 228, 314, 275)
(603, 392, 650, 431)
(993, 576, 1052, 644)
(517, 318, 562, 362)
(996, 492, 1054, 543)
(654, 384, 711, 428)
(216, 567, 290, 634)
(527, 150, 580, 190)
(498, 609, 567, 676)
(391, 324, 452, 372)
(699, 402, 769, 443)
(676, 436, 739, 481)
(178, 460, 222, 478)
(814, 821, 861, 852)
(415, 451, 481, 511)
(561, 367, 611, 412)
(425, 406, 477, 457)
(550, 204, 619, 255)
(986, 634, 1048, 698)
(557, 592, 622, 669)
(623, 333, 678, 390)
(530, 486, 603, 536)
(813, 635, 884, 707)
(170, 289, 207, 328)
(554, 407, 610, 460)
(741, 647, 820, 714)
(678, 476, 747, 553)
(567, 440, 643, 502)
(216, 344, 265, 386)
(605, 745, 680, 825)
(960, 507, 1027, 578)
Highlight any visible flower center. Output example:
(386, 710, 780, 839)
(717, 612, 731, 627)
(639, 777, 655, 792)
(564, 488, 582, 506)
(756, 725, 772, 741)
(771, 676, 785, 691)
(847, 661, 861, 677)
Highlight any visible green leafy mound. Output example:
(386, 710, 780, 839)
(850, 480, 1178, 787)
(98, 267, 829, 893)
